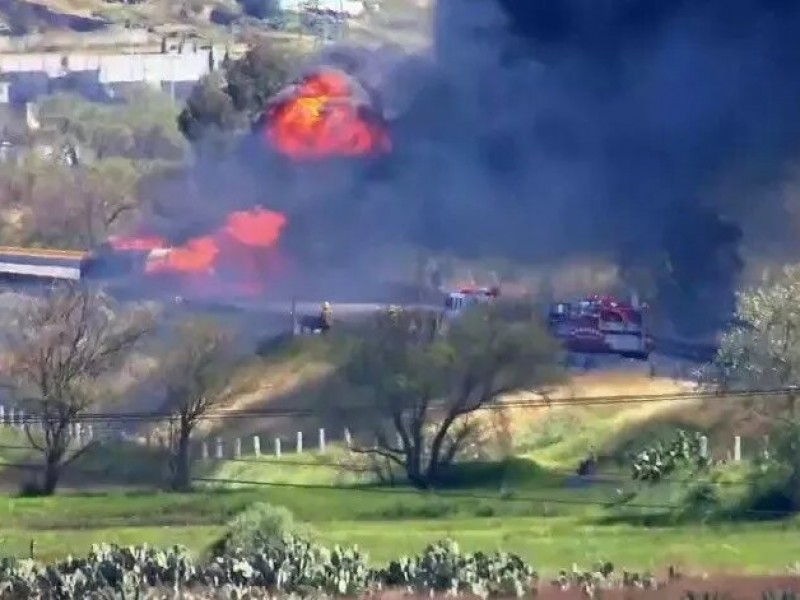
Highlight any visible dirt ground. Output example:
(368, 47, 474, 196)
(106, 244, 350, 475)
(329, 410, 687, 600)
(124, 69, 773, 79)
(533, 576, 800, 599)
(142, 578, 800, 599)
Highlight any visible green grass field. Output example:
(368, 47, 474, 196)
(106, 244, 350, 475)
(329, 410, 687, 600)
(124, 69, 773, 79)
(1, 442, 797, 573)
(2, 481, 800, 573)
(0, 369, 793, 575)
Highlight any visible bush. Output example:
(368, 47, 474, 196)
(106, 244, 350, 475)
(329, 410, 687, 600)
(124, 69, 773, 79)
(379, 539, 536, 598)
(0, 537, 693, 598)
(216, 503, 314, 554)
(678, 481, 721, 519)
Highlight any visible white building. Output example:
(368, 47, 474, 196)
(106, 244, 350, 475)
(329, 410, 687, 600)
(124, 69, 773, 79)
(0, 47, 221, 105)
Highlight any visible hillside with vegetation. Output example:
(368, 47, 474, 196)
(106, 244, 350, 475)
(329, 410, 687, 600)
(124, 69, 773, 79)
(4, 17, 800, 598)
(3, 275, 800, 581)
(0, 0, 432, 50)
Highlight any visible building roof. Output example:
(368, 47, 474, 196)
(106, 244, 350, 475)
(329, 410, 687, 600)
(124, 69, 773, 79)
(0, 246, 91, 280)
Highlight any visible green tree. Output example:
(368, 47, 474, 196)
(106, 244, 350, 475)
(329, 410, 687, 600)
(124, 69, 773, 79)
(0, 152, 144, 249)
(76, 158, 143, 246)
(341, 304, 563, 489)
(715, 265, 800, 505)
(177, 40, 295, 145)
(37, 89, 186, 162)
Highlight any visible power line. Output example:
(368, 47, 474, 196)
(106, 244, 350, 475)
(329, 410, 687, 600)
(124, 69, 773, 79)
(0, 459, 760, 514)
(186, 476, 795, 518)
(0, 447, 763, 488)
(3, 384, 793, 424)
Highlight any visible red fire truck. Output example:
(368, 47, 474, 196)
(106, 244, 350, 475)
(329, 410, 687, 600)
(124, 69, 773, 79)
(547, 294, 653, 360)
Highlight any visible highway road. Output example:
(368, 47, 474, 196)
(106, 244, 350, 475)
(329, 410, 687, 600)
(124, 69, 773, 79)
(0, 290, 712, 380)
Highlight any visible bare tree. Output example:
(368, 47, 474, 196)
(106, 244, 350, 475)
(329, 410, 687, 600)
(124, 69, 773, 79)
(159, 318, 240, 492)
(7, 283, 152, 495)
(340, 304, 563, 489)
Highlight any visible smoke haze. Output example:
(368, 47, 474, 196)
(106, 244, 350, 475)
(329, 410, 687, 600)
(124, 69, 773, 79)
(153, 0, 800, 335)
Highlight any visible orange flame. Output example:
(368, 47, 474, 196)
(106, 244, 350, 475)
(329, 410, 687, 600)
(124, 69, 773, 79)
(108, 235, 167, 252)
(265, 69, 391, 159)
(145, 236, 219, 275)
(109, 208, 288, 294)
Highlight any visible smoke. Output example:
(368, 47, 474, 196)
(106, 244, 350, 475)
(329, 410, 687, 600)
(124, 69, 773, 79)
(394, 0, 800, 335)
(150, 0, 800, 334)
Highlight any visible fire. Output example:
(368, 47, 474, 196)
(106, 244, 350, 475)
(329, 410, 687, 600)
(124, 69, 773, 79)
(265, 69, 391, 159)
(109, 208, 288, 294)
(223, 209, 287, 247)
(107, 235, 167, 252)
(145, 236, 219, 275)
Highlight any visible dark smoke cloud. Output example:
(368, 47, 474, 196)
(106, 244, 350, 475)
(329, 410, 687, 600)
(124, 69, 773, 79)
(154, 0, 800, 334)
(398, 0, 800, 335)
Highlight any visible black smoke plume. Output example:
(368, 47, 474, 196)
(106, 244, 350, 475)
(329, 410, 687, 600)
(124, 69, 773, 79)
(157, 0, 800, 336)
(407, 0, 800, 336)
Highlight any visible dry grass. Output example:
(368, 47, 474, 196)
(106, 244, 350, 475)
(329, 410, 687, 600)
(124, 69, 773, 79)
(487, 373, 694, 441)
(196, 357, 335, 436)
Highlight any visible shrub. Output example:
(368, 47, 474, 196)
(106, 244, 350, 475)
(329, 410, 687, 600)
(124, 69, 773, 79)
(209, 535, 373, 596)
(678, 481, 721, 519)
(379, 538, 536, 598)
(216, 502, 314, 554)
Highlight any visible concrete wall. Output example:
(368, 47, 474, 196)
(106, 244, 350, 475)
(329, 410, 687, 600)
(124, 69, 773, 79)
(0, 49, 217, 82)
(0, 48, 220, 104)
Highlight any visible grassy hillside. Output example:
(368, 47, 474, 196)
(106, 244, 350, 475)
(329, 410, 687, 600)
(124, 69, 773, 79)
(0, 333, 789, 574)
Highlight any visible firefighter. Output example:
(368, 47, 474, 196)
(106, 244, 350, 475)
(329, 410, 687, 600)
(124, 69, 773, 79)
(319, 301, 333, 333)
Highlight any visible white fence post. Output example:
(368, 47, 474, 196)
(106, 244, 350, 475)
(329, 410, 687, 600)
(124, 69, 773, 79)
(253, 435, 261, 457)
(201, 440, 209, 460)
(234, 437, 242, 459)
(699, 435, 708, 459)
(734, 435, 742, 462)
(296, 431, 303, 453)
(0, 404, 4, 425)
(318, 428, 326, 453)
(215, 437, 224, 459)
(75, 422, 83, 442)
(763, 435, 770, 460)
(8, 408, 14, 427)
(275, 437, 282, 458)
(86, 424, 94, 442)
(344, 428, 352, 448)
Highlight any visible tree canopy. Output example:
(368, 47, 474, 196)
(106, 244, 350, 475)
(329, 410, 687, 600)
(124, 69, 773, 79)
(0, 87, 186, 250)
(0, 152, 145, 249)
(38, 88, 187, 162)
(340, 304, 563, 488)
(177, 40, 296, 146)
(716, 265, 800, 393)
(715, 265, 800, 507)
